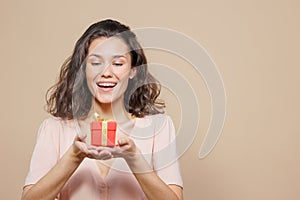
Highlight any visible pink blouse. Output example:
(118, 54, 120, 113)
(25, 114, 183, 200)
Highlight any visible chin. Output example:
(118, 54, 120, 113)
(94, 96, 121, 105)
(93, 90, 124, 104)
(94, 98, 113, 104)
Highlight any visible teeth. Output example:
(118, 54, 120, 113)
(97, 83, 116, 87)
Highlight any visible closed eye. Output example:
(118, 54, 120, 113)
(113, 63, 123, 67)
(91, 62, 102, 66)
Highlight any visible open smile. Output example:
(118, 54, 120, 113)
(97, 82, 117, 88)
(96, 82, 117, 92)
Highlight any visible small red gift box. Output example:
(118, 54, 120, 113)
(90, 120, 117, 147)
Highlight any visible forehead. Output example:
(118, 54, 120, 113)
(88, 37, 130, 57)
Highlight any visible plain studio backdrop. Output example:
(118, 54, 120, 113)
(1, 0, 299, 199)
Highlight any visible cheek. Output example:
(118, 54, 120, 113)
(117, 74, 130, 91)
(113, 66, 132, 80)
(85, 70, 96, 93)
(115, 72, 130, 94)
(85, 65, 98, 84)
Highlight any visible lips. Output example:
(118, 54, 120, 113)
(96, 82, 117, 91)
(97, 82, 116, 88)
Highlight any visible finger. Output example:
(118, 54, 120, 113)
(95, 146, 118, 155)
(77, 146, 96, 159)
(92, 151, 113, 160)
(87, 144, 98, 150)
(89, 149, 102, 158)
(101, 154, 114, 160)
(76, 134, 87, 143)
(118, 138, 130, 146)
(94, 146, 107, 151)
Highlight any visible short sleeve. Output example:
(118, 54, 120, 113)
(152, 115, 183, 188)
(24, 118, 60, 186)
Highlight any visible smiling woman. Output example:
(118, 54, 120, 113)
(85, 37, 136, 105)
(21, 19, 183, 200)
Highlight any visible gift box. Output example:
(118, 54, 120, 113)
(90, 120, 117, 147)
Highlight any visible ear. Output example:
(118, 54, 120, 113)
(129, 67, 137, 79)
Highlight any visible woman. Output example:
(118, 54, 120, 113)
(22, 19, 183, 200)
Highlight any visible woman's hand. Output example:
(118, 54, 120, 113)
(86, 137, 140, 161)
(72, 136, 115, 161)
(111, 137, 140, 160)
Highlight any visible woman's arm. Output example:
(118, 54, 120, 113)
(21, 137, 107, 200)
(127, 149, 183, 200)
(107, 138, 183, 200)
(21, 144, 83, 200)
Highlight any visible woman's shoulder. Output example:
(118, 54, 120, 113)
(40, 116, 74, 127)
(137, 113, 171, 120)
(34, 116, 77, 146)
(136, 113, 163, 122)
(38, 116, 77, 135)
(135, 113, 174, 130)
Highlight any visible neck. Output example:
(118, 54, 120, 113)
(93, 97, 133, 123)
(95, 102, 114, 119)
(83, 97, 135, 135)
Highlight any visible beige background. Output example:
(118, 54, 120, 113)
(1, 0, 300, 199)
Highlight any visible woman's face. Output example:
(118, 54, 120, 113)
(85, 37, 136, 104)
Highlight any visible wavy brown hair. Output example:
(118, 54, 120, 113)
(46, 19, 165, 119)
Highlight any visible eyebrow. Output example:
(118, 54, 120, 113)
(88, 54, 127, 59)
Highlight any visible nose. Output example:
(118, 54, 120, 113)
(101, 63, 113, 78)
